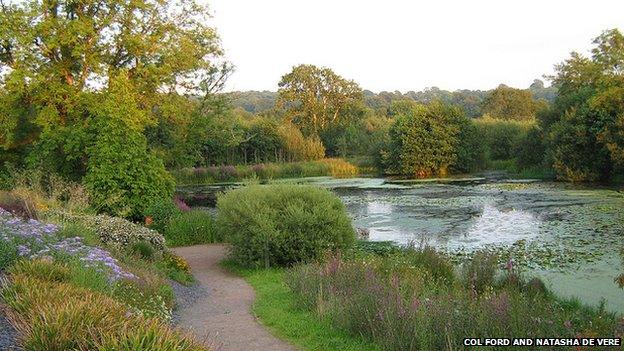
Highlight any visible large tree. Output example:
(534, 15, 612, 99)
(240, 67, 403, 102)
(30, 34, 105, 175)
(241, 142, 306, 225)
(276, 64, 362, 136)
(0, 0, 229, 216)
(381, 101, 465, 177)
(542, 29, 624, 181)
(481, 85, 546, 120)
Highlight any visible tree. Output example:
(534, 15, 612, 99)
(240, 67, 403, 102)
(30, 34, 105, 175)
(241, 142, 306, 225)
(481, 85, 545, 120)
(543, 29, 624, 181)
(277, 64, 362, 136)
(0, 0, 230, 172)
(0, 0, 229, 215)
(380, 101, 465, 177)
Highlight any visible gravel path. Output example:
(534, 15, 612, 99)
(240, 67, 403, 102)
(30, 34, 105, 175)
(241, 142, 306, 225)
(0, 305, 20, 351)
(172, 244, 296, 351)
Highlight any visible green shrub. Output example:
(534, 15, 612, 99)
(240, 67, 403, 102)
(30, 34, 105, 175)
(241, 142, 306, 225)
(163, 210, 215, 247)
(84, 88, 175, 220)
(53, 212, 166, 252)
(0, 239, 18, 271)
(144, 199, 181, 234)
(216, 184, 356, 267)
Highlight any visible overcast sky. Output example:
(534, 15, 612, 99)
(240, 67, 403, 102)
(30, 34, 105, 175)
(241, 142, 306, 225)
(207, 0, 623, 93)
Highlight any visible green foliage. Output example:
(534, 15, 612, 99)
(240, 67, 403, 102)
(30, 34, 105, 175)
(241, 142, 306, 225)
(1, 273, 204, 351)
(286, 250, 620, 350)
(8, 259, 72, 283)
(131, 241, 157, 261)
(277, 64, 363, 136)
(543, 29, 624, 182)
(0, 0, 229, 183)
(473, 117, 535, 161)
(112, 280, 173, 321)
(55, 222, 100, 247)
(163, 210, 216, 247)
(381, 101, 465, 177)
(216, 184, 356, 268)
(0, 239, 18, 271)
(172, 158, 359, 185)
(84, 74, 175, 219)
(144, 199, 181, 234)
(461, 251, 499, 294)
(56, 212, 166, 252)
(482, 85, 547, 120)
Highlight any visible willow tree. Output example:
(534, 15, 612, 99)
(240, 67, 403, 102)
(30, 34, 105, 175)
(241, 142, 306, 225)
(0, 0, 230, 217)
(276, 64, 362, 136)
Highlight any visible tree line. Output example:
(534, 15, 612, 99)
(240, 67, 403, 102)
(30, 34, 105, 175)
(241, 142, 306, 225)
(0, 0, 622, 218)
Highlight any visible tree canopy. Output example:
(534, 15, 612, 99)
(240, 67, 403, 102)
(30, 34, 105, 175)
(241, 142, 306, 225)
(277, 64, 363, 135)
(481, 85, 546, 120)
(542, 28, 624, 181)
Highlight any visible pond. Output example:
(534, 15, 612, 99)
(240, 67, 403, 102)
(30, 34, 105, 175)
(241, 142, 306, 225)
(178, 176, 624, 313)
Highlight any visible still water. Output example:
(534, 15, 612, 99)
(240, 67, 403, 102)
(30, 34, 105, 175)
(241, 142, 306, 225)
(180, 176, 624, 312)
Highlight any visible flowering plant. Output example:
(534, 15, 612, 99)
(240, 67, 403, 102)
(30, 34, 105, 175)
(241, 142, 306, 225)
(0, 208, 135, 282)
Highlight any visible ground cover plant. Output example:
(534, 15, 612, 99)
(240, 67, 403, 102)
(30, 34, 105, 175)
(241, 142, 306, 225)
(216, 184, 356, 267)
(0, 207, 202, 349)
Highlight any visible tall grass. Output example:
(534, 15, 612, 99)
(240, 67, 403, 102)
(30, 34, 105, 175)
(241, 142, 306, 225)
(163, 210, 216, 247)
(286, 247, 622, 350)
(171, 158, 359, 185)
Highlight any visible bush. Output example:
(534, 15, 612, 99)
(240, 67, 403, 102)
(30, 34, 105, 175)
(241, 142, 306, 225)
(144, 199, 181, 234)
(216, 184, 356, 267)
(164, 210, 215, 247)
(54, 212, 166, 252)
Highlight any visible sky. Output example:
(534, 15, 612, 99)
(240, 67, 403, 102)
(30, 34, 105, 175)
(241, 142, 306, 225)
(207, 0, 623, 93)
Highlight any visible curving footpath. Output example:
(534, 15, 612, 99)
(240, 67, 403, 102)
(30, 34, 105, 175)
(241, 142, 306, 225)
(173, 244, 296, 351)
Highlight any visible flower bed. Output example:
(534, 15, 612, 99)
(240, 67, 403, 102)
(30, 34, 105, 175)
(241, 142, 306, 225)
(0, 208, 134, 282)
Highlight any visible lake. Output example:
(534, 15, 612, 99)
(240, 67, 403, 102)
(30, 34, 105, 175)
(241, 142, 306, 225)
(178, 176, 624, 312)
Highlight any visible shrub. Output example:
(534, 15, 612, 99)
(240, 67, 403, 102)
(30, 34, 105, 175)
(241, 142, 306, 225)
(163, 210, 215, 247)
(144, 199, 181, 234)
(216, 184, 356, 267)
(54, 212, 166, 252)
(381, 101, 465, 177)
(84, 99, 175, 220)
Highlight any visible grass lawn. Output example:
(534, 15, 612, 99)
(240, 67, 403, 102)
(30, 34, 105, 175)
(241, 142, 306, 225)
(222, 261, 380, 351)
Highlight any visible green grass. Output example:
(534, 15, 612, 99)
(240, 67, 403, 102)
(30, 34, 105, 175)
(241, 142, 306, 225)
(222, 260, 380, 351)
